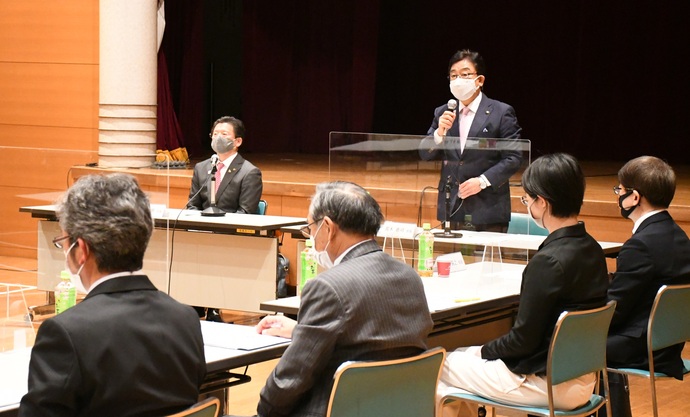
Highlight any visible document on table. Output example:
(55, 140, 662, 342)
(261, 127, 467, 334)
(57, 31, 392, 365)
(201, 321, 290, 351)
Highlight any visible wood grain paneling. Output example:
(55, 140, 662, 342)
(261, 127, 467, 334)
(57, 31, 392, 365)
(0, 0, 98, 64)
(0, 147, 96, 189)
(0, 62, 98, 128)
(0, 124, 97, 150)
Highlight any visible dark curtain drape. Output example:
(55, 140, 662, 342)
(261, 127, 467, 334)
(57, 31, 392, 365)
(161, 0, 689, 164)
(156, 49, 184, 152)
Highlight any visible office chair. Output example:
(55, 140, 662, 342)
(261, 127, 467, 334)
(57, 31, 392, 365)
(257, 199, 268, 215)
(438, 301, 616, 417)
(607, 283, 690, 417)
(326, 347, 445, 417)
(507, 212, 549, 236)
(166, 397, 220, 417)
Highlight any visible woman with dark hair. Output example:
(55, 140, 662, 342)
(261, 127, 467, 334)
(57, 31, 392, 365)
(437, 153, 609, 415)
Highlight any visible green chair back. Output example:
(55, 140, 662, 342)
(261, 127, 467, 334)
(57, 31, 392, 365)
(257, 199, 268, 215)
(326, 347, 445, 417)
(507, 212, 549, 236)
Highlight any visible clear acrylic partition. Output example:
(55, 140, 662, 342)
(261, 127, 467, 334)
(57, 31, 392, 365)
(328, 132, 534, 270)
(1, 146, 175, 352)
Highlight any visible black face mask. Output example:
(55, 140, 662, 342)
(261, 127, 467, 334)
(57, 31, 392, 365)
(618, 190, 638, 219)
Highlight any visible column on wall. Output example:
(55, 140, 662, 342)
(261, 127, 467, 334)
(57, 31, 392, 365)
(98, 0, 158, 168)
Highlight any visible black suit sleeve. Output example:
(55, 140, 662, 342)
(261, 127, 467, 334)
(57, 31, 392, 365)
(236, 165, 263, 214)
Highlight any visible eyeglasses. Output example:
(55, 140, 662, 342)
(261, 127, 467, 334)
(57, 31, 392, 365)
(300, 219, 322, 239)
(613, 186, 635, 195)
(52, 235, 72, 249)
(520, 195, 530, 206)
(448, 72, 477, 81)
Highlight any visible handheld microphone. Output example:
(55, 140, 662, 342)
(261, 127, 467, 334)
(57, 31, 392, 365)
(439, 99, 458, 137)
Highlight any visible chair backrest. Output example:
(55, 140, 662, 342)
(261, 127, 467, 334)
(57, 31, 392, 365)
(326, 347, 446, 417)
(547, 300, 616, 386)
(166, 397, 220, 417)
(507, 212, 549, 236)
(648, 283, 690, 352)
(257, 199, 268, 215)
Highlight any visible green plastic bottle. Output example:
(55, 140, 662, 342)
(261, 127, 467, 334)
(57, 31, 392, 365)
(299, 240, 318, 293)
(55, 270, 76, 314)
(417, 223, 434, 277)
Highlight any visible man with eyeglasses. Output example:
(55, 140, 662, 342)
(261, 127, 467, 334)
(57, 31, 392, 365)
(187, 115, 263, 321)
(19, 174, 206, 417)
(240, 181, 433, 417)
(603, 156, 690, 417)
(420, 49, 522, 232)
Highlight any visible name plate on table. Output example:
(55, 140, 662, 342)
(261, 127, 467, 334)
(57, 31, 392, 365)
(378, 221, 417, 239)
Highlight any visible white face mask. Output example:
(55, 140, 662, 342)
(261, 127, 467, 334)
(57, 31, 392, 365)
(308, 222, 334, 270)
(449, 77, 479, 101)
(211, 136, 235, 154)
(65, 241, 88, 294)
(527, 200, 546, 230)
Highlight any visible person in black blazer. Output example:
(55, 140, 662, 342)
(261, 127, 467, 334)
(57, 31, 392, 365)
(187, 116, 263, 321)
(603, 156, 690, 417)
(420, 49, 522, 232)
(19, 174, 206, 417)
(437, 154, 609, 414)
(188, 116, 263, 215)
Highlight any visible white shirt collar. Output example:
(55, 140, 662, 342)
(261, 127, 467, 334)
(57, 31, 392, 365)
(89, 270, 140, 292)
(333, 240, 370, 266)
(632, 209, 664, 233)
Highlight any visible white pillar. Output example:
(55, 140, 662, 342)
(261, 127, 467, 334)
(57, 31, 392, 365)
(98, 0, 158, 168)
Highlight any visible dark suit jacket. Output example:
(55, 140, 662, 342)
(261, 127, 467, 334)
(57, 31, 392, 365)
(481, 222, 609, 375)
(607, 211, 690, 379)
(257, 240, 433, 417)
(419, 94, 522, 225)
(19, 275, 206, 417)
(187, 153, 263, 214)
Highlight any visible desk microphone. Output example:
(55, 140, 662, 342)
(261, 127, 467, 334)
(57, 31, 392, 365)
(202, 154, 226, 217)
(434, 175, 462, 238)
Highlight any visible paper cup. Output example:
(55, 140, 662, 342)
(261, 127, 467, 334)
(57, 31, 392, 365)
(437, 260, 451, 277)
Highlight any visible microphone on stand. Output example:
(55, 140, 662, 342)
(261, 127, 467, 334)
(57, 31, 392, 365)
(438, 99, 458, 137)
(201, 154, 226, 217)
(434, 175, 462, 238)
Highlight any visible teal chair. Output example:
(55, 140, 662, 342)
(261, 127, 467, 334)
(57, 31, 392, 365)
(167, 397, 220, 417)
(256, 199, 268, 215)
(507, 212, 549, 236)
(438, 301, 616, 417)
(608, 284, 690, 417)
(326, 347, 445, 417)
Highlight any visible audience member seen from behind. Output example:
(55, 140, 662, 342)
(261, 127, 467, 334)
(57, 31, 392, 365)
(187, 115, 263, 322)
(419, 49, 522, 232)
(437, 153, 609, 416)
(19, 174, 206, 417)
(603, 156, 690, 417)
(247, 181, 433, 417)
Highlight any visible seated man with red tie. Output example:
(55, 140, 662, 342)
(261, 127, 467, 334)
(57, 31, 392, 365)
(187, 116, 263, 321)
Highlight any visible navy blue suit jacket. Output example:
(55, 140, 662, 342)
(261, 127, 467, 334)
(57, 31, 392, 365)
(607, 211, 690, 379)
(419, 94, 522, 225)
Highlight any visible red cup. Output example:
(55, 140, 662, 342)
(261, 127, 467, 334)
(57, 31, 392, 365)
(437, 260, 451, 277)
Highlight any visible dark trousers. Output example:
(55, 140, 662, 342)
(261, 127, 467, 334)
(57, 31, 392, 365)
(595, 373, 633, 417)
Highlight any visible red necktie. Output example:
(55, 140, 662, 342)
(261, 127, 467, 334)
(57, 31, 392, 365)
(215, 162, 224, 192)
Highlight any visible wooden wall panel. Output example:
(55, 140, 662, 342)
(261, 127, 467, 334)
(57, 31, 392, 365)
(1, 187, 52, 259)
(0, 147, 97, 189)
(0, 124, 97, 150)
(0, 0, 98, 64)
(0, 62, 98, 128)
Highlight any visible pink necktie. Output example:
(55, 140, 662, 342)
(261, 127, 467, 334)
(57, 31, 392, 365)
(459, 107, 471, 153)
(215, 162, 224, 191)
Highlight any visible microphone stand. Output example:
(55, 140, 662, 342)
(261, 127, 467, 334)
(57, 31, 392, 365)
(201, 163, 226, 217)
(434, 176, 462, 238)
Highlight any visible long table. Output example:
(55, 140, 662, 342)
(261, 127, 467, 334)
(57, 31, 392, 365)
(0, 321, 290, 416)
(20, 205, 305, 313)
(260, 261, 526, 350)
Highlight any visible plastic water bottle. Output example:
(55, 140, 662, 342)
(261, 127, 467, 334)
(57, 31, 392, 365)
(463, 214, 476, 231)
(417, 223, 434, 277)
(299, 240, 317, 294)
(55, 270, 76, 314)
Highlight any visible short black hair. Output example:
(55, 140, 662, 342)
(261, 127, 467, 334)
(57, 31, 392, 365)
(211, 116, 245, 138)
(522, 153, 585, 217)
(448, 49, 486, 76)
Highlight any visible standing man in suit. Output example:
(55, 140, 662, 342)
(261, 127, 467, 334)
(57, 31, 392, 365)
(187, 116, 263, 321)
(605, 156, 690, 417)
(246, 181, 433, 417)
(188, 116, 263, 215)
(420, 49, 522, 232)
(19, 174, 206, 417)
